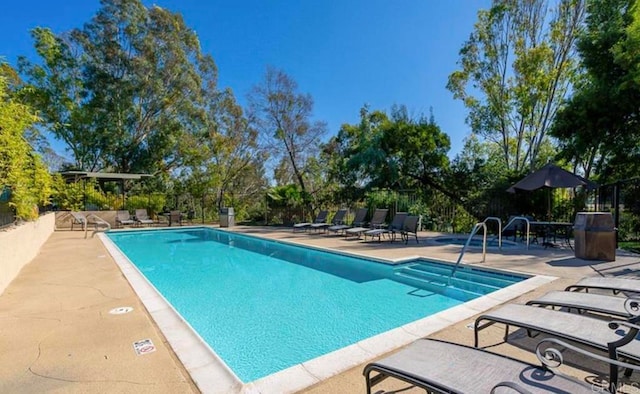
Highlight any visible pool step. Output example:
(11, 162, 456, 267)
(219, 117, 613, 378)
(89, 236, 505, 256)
(405, 263, 517, 288)
(394, 271, 483, 301)
(394, 266, 502, 296)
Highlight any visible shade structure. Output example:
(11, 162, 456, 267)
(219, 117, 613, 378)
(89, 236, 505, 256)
(507, 163, 595, 193)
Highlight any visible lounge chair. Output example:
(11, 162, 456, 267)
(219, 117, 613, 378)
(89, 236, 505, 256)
(566, 276, 640, 295)
(364, 338, 602, 394)
(134, 209, 155, 226)
(527, 290, 639, 319)
(70, 212, 87, 231)
(115, 210, 135, 228)
(474, 303, 640, 392)
(293, 210, 328, 232)
(310, 209, 346, 232)
(363, 212, 407, 242)
(327, 208, 368, 235)
(400, 215, 420, 244)
(345, 208, 388, 238)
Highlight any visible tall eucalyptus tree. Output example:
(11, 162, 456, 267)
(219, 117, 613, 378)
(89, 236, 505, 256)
(447, 0, 585, 173)
(19, 0, 217, 174)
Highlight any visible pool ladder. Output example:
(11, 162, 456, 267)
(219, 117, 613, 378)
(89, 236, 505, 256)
(448, 216, 533, 284)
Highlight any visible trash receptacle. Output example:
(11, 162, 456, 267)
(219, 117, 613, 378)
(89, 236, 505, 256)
(219, 207, 234, 227)
(573, 212, 616, 261)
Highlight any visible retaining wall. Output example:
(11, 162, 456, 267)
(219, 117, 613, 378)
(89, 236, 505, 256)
(0, 213, 55, 294)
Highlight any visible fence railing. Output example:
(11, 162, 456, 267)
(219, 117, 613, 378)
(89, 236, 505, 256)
(0, 203, 14, 229)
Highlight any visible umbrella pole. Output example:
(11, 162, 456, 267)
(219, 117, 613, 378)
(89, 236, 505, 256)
(547, 189, 552, 221)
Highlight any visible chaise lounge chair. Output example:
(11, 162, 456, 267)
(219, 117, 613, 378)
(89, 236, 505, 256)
(70, 211, 87, 231)
(363, 212, 407, 242)
(566, 276, 640, 295)
(364, 338, 610, 394)
(327, 208, 368, 235)
(115, 210, 135, 228)
(134, 209, 155, 226)
(400, 215, 420, 244)
(345, 208, 388, 238)
(474, 303, 640, 392)
(310, 209, 346, 232)
(293, 210, 328, 232)
(527, 290, 640, 319)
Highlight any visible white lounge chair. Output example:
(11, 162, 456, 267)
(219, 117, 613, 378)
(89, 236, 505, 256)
(364, 338, 608, 394)
(474, 303, 640, 392)
(135, 209, 155, 226)
(566, 276, 640, 295)
(527, 290, 639, 319)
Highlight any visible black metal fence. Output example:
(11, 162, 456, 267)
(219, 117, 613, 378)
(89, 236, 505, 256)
(596, 179, 640, 241)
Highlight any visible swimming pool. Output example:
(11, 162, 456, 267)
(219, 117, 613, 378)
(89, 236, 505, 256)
(104, 227, 532, 390)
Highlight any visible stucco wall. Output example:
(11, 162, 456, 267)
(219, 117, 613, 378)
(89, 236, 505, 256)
(0, 213, 55, 294)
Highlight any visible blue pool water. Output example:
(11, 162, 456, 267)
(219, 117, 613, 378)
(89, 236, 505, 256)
(107, 228, 526, 382)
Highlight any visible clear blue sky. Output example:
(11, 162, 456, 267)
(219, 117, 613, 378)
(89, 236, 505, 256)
(1, 0, 489, 159)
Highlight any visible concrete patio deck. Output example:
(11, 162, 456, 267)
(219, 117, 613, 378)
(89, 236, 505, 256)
(3, 226, 640, 393)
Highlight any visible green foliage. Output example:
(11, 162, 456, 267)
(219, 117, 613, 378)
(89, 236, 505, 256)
(125, 193, 166, 216)
(51, 176, 84, 211)
(326, 105, 453, 202)
(0, 72, 53, 221)
(448, 0, 584, 172)
(552, 0, 640, 182)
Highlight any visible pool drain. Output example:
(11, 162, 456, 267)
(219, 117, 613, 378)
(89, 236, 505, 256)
(109, 306, 134, 315)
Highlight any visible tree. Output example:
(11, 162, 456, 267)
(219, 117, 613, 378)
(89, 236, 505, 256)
(180, 88, 267, 213)
(248, 67, 327, 201)
(326, 105, 455, 200)
(19, 0, 218, 174)
(551, 0, 640, 182)
(448, 0, 585, 173)
(0, 71, 52, 220)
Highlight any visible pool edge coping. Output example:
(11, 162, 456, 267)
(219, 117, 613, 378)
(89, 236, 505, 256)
(98, 228, 557, 394)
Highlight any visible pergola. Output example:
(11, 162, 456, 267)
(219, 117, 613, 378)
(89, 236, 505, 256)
(59, 171, 152, 211)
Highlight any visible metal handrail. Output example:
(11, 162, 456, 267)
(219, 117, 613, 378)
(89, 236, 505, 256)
(482, 216, 502, 250)
(84, 213, 111, 239)
(449, 222, 487, 284)
(503, 216, 532, 249)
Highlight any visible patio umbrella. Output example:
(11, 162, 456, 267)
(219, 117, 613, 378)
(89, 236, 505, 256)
(506, 163, 595, 193)
(507, 163, 597, 220)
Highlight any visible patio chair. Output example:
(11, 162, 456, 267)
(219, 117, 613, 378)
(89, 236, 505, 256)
(400, 215, 420, 244)
(474, 303, 640, 392)
(364, 338, 603, 394)
(345, 209, 388, 238)
(566, 276, 640, 295)
(526, 290, 639, 319)
(363, 212, 407, 242)
(115, 210, 135, 228)
(310, 209, 347, 232)
(327, 208, 368, 235)
(168, 210, 182, 226)
(134, 209, 155, 227)
(293, 210, 328, 232)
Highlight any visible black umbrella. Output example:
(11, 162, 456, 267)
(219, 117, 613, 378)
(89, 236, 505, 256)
(507, 163, 597, 220)
(507, 163, 595, 193)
